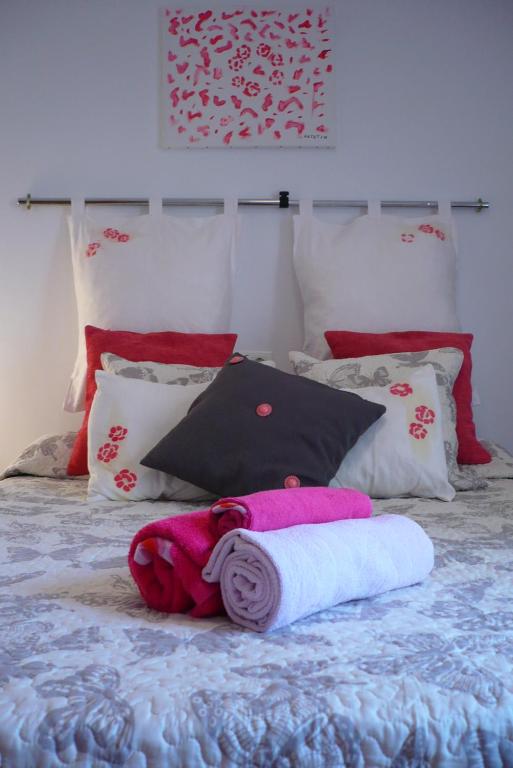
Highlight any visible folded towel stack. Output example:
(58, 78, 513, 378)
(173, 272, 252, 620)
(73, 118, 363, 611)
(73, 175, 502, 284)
(202, 514, 434, 632)
(128, 486, 372, 618)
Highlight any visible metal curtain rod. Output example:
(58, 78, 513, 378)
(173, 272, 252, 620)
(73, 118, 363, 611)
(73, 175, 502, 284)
(17, 192, 489, 211)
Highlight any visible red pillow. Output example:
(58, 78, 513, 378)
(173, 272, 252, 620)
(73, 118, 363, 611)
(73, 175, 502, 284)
(325, 330, 491, 465)
(67, 325, 238, 476)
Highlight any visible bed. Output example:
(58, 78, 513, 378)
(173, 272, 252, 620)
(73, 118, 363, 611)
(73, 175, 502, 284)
(1, 444, 512, 767)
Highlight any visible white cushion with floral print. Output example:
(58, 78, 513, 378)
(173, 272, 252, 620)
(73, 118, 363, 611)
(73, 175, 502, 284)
(65, 206, 238, 412)
(87, 371, 211, 502)
(293, 208, 459, 359)
(331, 365, 454, 500)
(290, 348, 486, 493)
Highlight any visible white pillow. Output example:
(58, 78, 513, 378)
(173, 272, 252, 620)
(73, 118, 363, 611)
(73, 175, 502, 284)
(289, 348, 485, 493)
(66, 205, 238, 412)
(330, 365, 454, 500)
(87, 371, 211, 502)
(293, 206, 459, 359)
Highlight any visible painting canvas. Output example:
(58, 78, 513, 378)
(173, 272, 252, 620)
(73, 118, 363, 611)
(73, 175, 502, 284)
(160, 7, 335, 148)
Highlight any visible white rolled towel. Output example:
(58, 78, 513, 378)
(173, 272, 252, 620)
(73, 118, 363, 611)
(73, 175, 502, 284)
(202, 514, 434, 632)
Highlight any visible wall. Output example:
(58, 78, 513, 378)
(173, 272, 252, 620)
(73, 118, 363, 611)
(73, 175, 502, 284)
(1, 0, 512, 469)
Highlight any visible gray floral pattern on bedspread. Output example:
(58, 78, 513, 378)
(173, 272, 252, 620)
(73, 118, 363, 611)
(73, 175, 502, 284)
(0, 476, 512, 767)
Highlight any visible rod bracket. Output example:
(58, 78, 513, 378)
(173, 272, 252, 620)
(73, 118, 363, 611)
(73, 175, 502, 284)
(279, 190, 289, 209)
(25, 194, 32, 211)
(476, 197, 484, 213)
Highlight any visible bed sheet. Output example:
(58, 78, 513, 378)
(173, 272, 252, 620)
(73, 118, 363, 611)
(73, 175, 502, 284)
(0, 475, 512, 767)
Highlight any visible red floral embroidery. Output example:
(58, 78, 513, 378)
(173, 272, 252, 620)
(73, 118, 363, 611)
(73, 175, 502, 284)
(109, 425, 128, 442)
(418, 224, 434, 234)
(269, 69, 284, 85)
(257, 43, 271, 58)
(85, 242, 101, 258)
(270, 52, 284, 67)
(389, 383, 413, 397)
(400, 233, 415, 243)
(415, 405, 436, 425)
(236, 44, 251, 60)
(96, 442, 119, 463)
(117, 233, 130, 243)
(103, 228, 120, 240)
(228, 55, 244, 71)
(115, 468, 137, 492)
(243, 81, 261, 97)
(409, 423, 428, 440)
(435, 229, 446, 241)
(231, 75, 245, 87)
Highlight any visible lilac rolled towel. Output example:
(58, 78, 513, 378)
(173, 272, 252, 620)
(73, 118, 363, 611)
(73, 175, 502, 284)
(202, 514, 434, 633)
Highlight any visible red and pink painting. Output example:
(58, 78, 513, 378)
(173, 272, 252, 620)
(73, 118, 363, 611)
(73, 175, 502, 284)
(160, 7, 335, 148)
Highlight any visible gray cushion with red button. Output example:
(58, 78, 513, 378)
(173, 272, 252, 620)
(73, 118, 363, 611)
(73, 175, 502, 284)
(141, 354, 386, 497)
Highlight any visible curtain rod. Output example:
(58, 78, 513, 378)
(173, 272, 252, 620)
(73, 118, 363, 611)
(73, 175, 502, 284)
(17, 193, 489, 212)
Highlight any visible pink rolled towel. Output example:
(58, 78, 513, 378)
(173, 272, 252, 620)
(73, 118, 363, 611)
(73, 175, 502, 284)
(210, 486, 372, 537)
(129, 486, 372, 618)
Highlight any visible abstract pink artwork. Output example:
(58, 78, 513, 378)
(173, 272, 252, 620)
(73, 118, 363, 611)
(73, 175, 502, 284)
(160, 7, 335, 148)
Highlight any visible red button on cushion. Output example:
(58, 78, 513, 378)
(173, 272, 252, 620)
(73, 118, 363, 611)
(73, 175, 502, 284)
(284, 475, 300, 488)
(256, 403, 272, 417)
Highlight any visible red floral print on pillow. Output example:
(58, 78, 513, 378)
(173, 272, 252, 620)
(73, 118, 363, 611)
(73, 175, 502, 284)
(435, 229, 446, 241)
(415, 405, 436, 425)
(409, 423, 428, 440)
(418, 224, 434, 234)
(109, 425, 128, 442)
(97, 442, 119, 463)
(400, 233, 415, 243)
(389, 383, 413, 397)
(231, 75, 245, 87)
(103, 228, 120, 240)
(270, 52, 284, 67)
(115, 469, 137, 492)
(85, 242, 101, 258)
(117, 233, 130, 243)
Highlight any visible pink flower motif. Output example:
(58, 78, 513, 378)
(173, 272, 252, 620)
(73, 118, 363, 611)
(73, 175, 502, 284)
(415, 405, 436, 425)
(114, 468, 137, 492)
(103, 228, 120, 240)
(243, 81, 261, 97)
(418, 224, 434, 234)
(409, 422, 428, 440)
(109, 425, 128, 442)
(256, 43, 271, 58)
(401, 233, 415, 243)
(228, 55, 244, 71)
(96, 442, 119, 463)
(85, 242, 101, 258)
(389, 382, 413, 397)
(435, 229, 446, 241)
(270, 52, 284, 67)
(220, 116, 234, 126)
(236, 44, 251, 60)
(269, 69, 284, 85)
(117, 233, 130, 243)
(231, 75, 245, 87)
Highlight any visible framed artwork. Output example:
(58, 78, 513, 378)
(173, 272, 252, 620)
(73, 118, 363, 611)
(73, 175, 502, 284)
(160, 7, 335, 148)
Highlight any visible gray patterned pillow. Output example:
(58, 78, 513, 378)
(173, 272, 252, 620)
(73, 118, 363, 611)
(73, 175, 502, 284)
(467, 442, 513, 479)
(101, 353, 275, 386)
(0, 432, 82, 480)
(290, 349, 487, 492)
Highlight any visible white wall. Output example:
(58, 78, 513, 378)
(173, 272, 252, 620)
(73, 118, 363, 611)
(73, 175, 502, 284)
(1, 0, 512, 469)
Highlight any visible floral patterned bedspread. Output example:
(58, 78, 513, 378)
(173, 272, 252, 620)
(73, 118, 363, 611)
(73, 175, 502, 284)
(1, 475, 512, 767)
